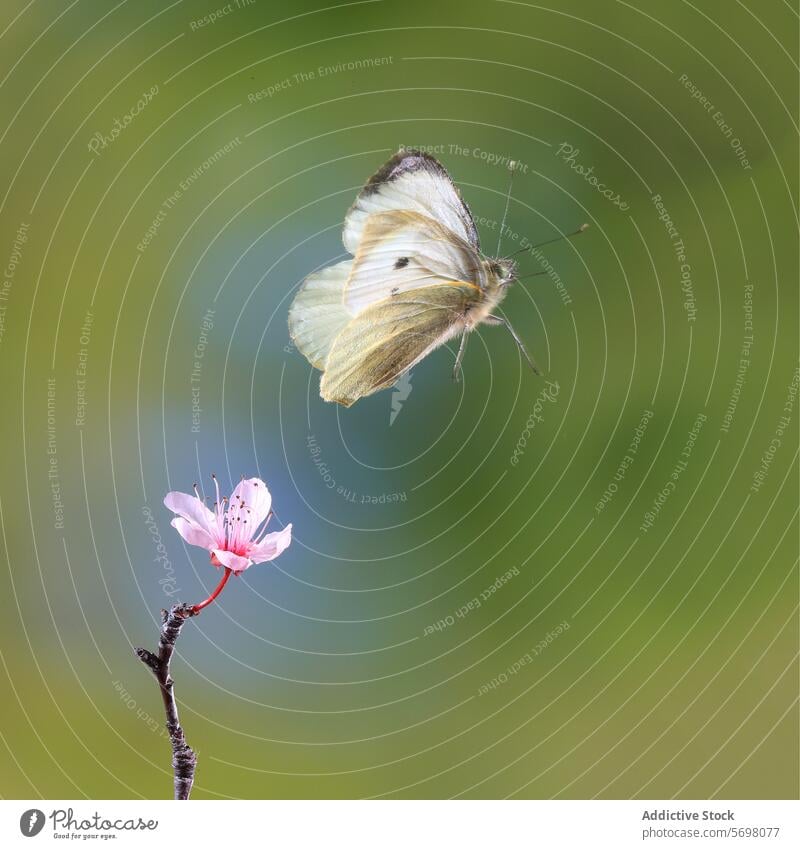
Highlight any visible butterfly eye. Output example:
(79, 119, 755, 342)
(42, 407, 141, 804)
(490, 261, 514, 283)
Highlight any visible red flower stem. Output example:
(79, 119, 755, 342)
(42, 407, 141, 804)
(191, 567, 232, 614)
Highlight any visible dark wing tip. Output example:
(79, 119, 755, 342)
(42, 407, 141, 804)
(358, 148, 480, 251)
(363, 148, 443, 196)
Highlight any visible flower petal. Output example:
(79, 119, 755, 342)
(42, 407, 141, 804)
(211, 548, 252, 573)
(164, 491, 217, 538)
(229, 477, 272, 535)
(249, 524, 292, 563)
(171, 517, 216, 550)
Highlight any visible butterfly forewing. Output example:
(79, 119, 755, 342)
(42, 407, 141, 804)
(342, 150, 480, 255)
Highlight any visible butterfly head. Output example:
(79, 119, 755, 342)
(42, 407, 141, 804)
(486, 257, 518, 287)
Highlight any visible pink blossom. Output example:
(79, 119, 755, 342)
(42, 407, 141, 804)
(164, 476, 292, 573)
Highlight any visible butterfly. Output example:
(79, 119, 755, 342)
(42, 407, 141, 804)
(289, 148, 553, 407)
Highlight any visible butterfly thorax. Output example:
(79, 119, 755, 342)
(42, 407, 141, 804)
(462, 257, 515, 328)
(484, 256, 517, 285)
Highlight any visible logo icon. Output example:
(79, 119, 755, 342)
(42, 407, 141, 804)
(390, 371, 413, 425)
(19, 809, 45, 837)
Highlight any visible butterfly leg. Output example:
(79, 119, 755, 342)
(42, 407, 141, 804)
(452, 331, 468, 382)
(486, 315, 541, 375)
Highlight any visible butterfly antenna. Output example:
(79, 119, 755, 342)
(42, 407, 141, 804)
(509, 223, 589, 257)
(496, 160, 517, 256)
(516, 269, 550, 282)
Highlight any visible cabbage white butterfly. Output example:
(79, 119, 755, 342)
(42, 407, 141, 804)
(288, 148, 582, 407)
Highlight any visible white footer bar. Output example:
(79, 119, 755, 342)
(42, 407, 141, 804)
(2, 800, 797, 847)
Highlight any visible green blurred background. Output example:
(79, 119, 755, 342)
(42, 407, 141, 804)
(0, 0, 796, 799)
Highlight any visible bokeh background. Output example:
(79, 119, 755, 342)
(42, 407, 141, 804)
(0, 0, 796, 800)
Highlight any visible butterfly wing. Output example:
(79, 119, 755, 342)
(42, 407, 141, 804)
(343, 149, 480, 255)
(289, 150, 485, 398)
(288, 259, 353, 369)
(344, 209, 485, 314)
(320, 281, 483, 407)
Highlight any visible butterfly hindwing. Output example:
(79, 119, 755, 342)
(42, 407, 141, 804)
(320, 282, 483, 407)
(288, 260, 353, 369)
